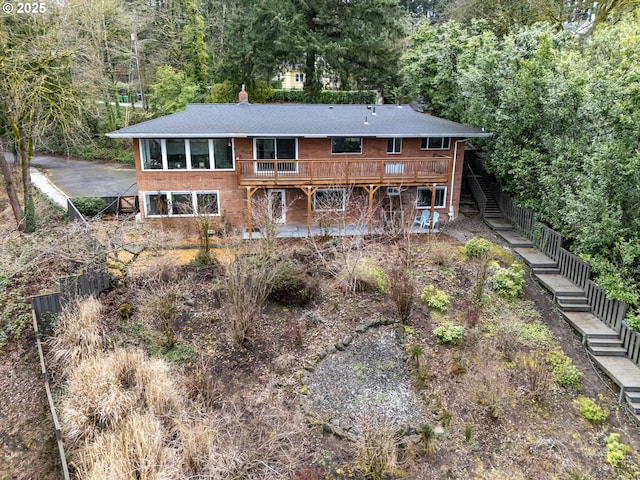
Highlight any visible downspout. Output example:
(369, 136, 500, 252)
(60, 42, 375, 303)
(449, 139, 469, 221)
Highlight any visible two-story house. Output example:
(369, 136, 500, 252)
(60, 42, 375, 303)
(107, 92, 490, 236)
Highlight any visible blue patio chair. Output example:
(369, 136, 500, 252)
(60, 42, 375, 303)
(413, 210, 439, 231)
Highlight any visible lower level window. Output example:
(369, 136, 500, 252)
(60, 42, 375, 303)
(144, 191, 219, 217)
(416, 186, 446, 209)
(314, 188, 346, 211)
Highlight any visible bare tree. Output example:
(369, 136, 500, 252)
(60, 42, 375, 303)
(0, 10, 85, 232)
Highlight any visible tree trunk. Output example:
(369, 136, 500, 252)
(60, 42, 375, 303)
(0, 141, 26, 232)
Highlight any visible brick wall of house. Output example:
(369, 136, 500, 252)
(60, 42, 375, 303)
(134, 136, 465, 231)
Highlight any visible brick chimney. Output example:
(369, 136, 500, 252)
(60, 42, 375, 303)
(238, 84, 248, 103)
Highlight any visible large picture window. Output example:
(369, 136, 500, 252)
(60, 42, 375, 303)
(144, 191, 220, 217)
(140, 139, 163, 169)
(190, 139, 211, 169)
(313, 188, 346, 212)
(331, 137, 362, 154)
(416, 186, 446, 209)
(212, 139, 234, 169)
(140, 138, 234, 171)
(167, 139, 186, 169)
(421, 137, 450, 150)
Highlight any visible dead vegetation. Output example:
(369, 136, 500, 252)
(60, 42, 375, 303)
(3, 194, 640, 478)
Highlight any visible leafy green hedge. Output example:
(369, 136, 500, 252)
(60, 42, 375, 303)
(267, 89, 378, 104)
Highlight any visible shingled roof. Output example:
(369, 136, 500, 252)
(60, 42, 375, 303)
(107, 103, 491, 139)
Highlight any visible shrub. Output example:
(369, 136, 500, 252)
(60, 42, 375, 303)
(490, 262, 525, 299)
(463, 237, 492, 259)
(371, 268, 387, 294)
(269, 260, 318, 307)
(72, 197, 108, 217)
(420, 285, 449, 312)
(574, 395, 609, 424)
(522, 351, 552, 401)
(605, 433, 632, 469)
(625, 310, 640, 332)
(547, 350, 583, 389)
(433, 322, 465, 345)
(355, 417, 403, 480)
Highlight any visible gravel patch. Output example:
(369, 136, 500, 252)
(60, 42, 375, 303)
(304, 326, 427, 435)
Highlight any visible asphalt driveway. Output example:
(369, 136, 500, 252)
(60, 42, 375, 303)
(30, 154, 137, 198)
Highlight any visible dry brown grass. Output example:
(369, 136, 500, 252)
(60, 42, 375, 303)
(75, 412, 181, 480)
(46, 297, 106, 377)
(59, 348, 183, 447)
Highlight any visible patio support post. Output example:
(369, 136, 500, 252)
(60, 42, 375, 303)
(246, 186, 258, 239)
(430, 183, 437, 231)
(301, 186, 317, 237)
(364, 184, 380, 233)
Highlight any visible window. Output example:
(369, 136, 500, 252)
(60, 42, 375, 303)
(144, 191, 220, 217)
(166, 139, 186, 169)
(140, 138, 234, 171)
(196, 192, 219, 215)
(190, 139, 210, 169)
(387, 138, 402, 154)
(416, 186, 446, 209)
(421, 137, 450, 150)
(255, 138, 297, 173)
(145, 193, 168, 216)
(295, 73, 305, 83)
(331, 137, 362, 154)
(140, 139, 163, 169)
(314, 188, 346, 211)
(170, 192, 194, 215)
(212, 138, 233, 169)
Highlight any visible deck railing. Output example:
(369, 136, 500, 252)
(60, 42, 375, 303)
(463, 163, 487, 216)
(533, 224, 563, 262)
(237, 156, 451, 186)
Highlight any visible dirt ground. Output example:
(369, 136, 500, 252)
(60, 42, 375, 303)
(2, 203, 640, 479)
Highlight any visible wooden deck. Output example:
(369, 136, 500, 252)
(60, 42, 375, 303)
(236, 156, 451, 187)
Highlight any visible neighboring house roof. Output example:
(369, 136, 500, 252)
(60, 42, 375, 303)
(107, 103, 491, 139)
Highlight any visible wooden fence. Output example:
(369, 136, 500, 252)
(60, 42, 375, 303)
(30, 264, 111, 480)
(463, 161, 640, 365)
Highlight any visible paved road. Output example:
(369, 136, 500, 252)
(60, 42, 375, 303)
(30, 154, 137, 198)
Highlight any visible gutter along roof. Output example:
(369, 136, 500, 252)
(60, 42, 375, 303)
(107, 103, 491, 139)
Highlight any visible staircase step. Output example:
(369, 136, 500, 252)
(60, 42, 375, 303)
(588, 338, 624, 348)
(532, 267, 560, 275)
(588, 345, 628, 357)
(625, 391, 640, 403)
(625, 400, 640, 414)
(557, 302, 591, 312)
(556, 295, 589, 305)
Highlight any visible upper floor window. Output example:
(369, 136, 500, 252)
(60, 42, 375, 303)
(421, 137, 450, 150)
(141, 139, 163, 169)
(255, 138, 297, 174)
(140, 139, 234, 171)
(387, 138, 402, 154)
(332, 137, 362, 154)
(255, 138, 296, 160)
